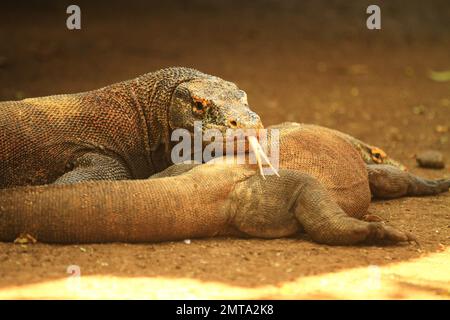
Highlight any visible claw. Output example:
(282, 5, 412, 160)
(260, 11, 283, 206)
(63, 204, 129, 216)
(367, 223, 417, 245)
(406, 231, 420, 246)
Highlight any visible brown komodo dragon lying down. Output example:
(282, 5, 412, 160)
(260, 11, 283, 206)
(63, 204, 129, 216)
(0, 67, 263, 188)
(1, 123, 448, 245)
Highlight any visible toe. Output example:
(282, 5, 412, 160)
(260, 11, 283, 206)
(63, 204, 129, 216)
(366, 223, 414, 244)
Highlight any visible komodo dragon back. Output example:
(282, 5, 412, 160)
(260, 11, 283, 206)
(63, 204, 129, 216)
(270, 123, 371, 218)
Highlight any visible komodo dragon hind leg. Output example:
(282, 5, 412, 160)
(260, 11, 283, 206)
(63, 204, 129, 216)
(367, 164, 450, 199)
(54, 152, 132, 185)
(231, 170, 415, 245)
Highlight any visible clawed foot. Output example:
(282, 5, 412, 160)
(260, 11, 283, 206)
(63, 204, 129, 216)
(305, 217, 418, 246)
(434, 179, 450, 193)
(365, 222, 418, 245)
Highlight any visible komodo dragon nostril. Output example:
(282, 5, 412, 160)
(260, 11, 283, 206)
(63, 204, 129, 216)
(228, 120, 238, 128)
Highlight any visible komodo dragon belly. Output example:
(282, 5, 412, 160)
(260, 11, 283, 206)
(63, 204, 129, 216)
(274, 125, 371, 217)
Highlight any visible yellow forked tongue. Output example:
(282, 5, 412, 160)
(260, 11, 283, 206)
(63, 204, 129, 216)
(247, 136, 280, 179)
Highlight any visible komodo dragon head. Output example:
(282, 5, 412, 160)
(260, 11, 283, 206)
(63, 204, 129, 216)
(168, 77, 263, 138)
(353, 143, 407, 171)
(143, 68, 272, 175)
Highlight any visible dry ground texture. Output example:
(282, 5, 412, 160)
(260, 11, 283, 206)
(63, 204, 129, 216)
(0, 0, 449, 299)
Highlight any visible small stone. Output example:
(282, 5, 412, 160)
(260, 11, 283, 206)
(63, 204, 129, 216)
(412, 105, 426, 115)
(79, 247, 87, 252)
(435, 125, 448, 133)
(416, 150, 445, 169)
(183, 239, 191, 244)
(14, 233, 37, 244)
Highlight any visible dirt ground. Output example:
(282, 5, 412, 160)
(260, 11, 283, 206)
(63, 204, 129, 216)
(0, 0, 449, 299)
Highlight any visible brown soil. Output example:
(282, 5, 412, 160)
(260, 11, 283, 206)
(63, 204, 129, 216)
(0, 0, 449, 299)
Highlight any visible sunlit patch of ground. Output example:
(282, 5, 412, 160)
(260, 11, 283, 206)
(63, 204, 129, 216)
(1, 248, 448, 299)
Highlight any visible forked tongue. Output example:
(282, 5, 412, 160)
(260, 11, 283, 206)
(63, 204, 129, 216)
(247, 136, 280, 179)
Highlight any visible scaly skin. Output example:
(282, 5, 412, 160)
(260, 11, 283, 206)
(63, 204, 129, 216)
(0, 67, 262, 188)
(271, 122, 407, 170)
(1, 123, 448, 245)
(270, 122, 449, 203)
(0, 164, 415, 245)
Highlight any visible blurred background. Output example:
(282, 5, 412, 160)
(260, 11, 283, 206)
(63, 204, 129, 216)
(0, 1, 449, 298)
(0, 0, 449, 165)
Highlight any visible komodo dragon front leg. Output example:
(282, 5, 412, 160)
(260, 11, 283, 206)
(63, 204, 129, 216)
(367, 164, 450, 199)
(54, 153, 132, 184)
(0, 164, 414, 245)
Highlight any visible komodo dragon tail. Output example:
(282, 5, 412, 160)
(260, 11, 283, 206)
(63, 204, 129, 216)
(0, 170, 234, 243)
(0, 164, 416, 245)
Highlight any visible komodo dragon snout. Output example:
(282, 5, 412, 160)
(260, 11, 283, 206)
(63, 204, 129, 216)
(169, 77, 263, 136)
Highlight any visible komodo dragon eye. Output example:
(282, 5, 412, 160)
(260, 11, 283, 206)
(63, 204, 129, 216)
(370, 147, 387, 164)
(194, 101, 204, 112)
(192, 97, 208, 116)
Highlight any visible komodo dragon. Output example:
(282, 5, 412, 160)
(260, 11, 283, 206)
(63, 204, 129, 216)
(0, 67, 262, 188)
(1, 123, 448, 245)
